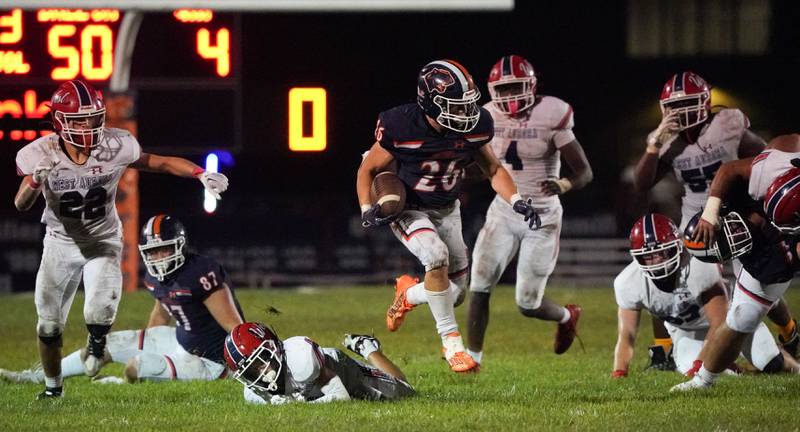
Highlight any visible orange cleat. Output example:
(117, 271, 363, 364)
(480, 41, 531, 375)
(442, 332, 479, 373)
(386, 274, 418, 332)
(554, 304, 582, 354)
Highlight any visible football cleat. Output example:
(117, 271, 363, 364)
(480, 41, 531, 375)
(343, 334, 382, 359)
(645, 345, 677, 371)
(669, 375, 714, 392)
(554, 304, 582, 354)
(386, 275, 418, 332)
(0, 365, 45, 384)
(81, 343, 111, 378)
(779, 320, 800, 359)
(442, 332, 478, 373)
(35, 386, 63, 400)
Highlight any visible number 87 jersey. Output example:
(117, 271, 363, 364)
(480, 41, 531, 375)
(15, 129, 142, 242)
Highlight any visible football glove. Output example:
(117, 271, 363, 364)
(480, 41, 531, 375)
(361, 204, 394, 228)
(512, 198, 541, 230)
(197, 171, 229, 200)
(32, 155, 60, 187)
(646, 111, 680, 153)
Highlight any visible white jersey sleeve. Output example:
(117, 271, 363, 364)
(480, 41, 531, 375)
(16, 134, 58, 176)
(749, 149, 800, 200)
(614, 261, 645, 310)
(549, 100, 575, 148)
(284, 336, 324, 385)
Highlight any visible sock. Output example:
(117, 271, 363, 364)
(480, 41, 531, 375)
(61, 351, 85, 378)
(654, 337, 673, 352)
(780, 319, 796, 341)
(467, 349, 482, 364)
(426, 284, 458, 336)
(558, 307, 571, 324)
(406, 282, 428, 306)
(44, 375, 63, 388)
(697, 366, 720, 384)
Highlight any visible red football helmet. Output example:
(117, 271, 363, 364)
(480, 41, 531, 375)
(487, 55, 537, 115)
(629, 213, 683, 280)
(50, 79, 106, 152)
(224, 322, 284, 393)
(659, 71, 711, 131)
(764, 167, 800, 235)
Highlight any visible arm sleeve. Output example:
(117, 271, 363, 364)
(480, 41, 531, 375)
(614, 266, 643, 310)
(15, 144, 44, 176)
(552, 104, 576, 148)
(123, 131, 143, 165)
(190, 258, 228, 301)
(375, 113, 395, 151)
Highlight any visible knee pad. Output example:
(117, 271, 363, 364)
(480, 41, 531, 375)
(423, 241, 449, 272)
(86, 324, 112, 339)
(38, 333, 62, 347)
(726, 302, 767, 333)
(37, 320, 63, 342)
(518, 305, 539, 318)
(762, 353, 784, 374)
(133, 353, 172, 381)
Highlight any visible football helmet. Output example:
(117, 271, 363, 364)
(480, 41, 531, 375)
(659, 71, 711, 131)
(629, 213, 684, 280)
(50, 80, 106, 152)
(138, 215, 187, 281)
(764, 167, 800, 235)
(487, 55, 537, 115)
(224, 322, 285, 393)
(683, 211, 753, 263)
(417, 59, 481, 133)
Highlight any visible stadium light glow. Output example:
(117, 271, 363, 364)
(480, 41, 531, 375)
(204, 152, 219, 214)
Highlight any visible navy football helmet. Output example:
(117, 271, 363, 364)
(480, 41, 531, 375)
(683, 211, 752, 263)
(138, 214, 187, 281)
(417, 59, 481, 133)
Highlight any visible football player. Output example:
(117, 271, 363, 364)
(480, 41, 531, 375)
(0, 215, 244, 384)
(225, 322, 415, 404)
(672, 134, 800, 390)
(14, 81, 229, 399)
(466, 55, 593, 365)
(632, 72, 797, 365)
(356, 60, 540, 373)
(612, 213, 798, 378)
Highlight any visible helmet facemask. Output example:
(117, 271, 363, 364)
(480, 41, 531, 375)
(489, 78, 536, 115)
(660, 92, 709, 131)
(432, 88, 481, 133)
(54, 109, 106, 153)
(138, 236, 186, 281)
(720, 212, 753, 260)
(630, 239, 683, 280)
(233, 339, 284, 393)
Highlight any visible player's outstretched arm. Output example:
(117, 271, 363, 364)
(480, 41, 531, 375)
(203, 284, 244, 332)
(131, 152, 228, 199)
(613, 308, 641, 378)
(14, 176, 42, 211)
(541, 140, 593, 196)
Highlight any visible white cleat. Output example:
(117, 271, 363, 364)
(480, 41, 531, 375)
(670, 375, 714, 392)
(81, 349, 111, 377)
(0, 366, 45, 384)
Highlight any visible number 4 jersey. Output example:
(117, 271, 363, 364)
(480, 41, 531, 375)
(15, 128, 141, 242)
(614, 258, 722, 331)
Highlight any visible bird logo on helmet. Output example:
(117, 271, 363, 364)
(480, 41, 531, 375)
(416, 59, 481, 133)
(629, 213, 684, 280)
(683, 210, 753, 263)
(49, 79, 106, 153)
(659, 71, 711, 131)
(224, 322, 285, 393)
(487, 54, 537, 115)
(764, 166, 800, 235)
(138, 215, 188, 281)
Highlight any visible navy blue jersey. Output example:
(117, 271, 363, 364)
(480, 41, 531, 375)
(376, 103, 493, 208)
(145, 252, 244, 363)
(739, 219, 795, 285)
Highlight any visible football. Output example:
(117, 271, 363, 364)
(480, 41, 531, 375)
(370, 171, 406, 219)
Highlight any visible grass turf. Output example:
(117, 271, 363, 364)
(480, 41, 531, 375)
(1, 285, 799, 431)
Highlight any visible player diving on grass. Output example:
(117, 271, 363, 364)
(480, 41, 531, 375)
(356, 59, 541, 373)
(0, 215, 243, 385)
(13, 80, 229, 399)
(612, 213, 799, 379)
(225, 322, 415, 404)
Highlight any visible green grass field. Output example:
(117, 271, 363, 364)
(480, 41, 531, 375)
(1, 285, 799, 431)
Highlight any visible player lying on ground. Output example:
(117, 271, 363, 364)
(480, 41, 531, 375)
(224, 322, 415, 404)
(612, 213, 799, 378)
(0, 215, 243, 384)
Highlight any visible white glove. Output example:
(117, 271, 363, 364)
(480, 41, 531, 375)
(269, 394, 294, 405)
(197, 171, 229, 200)
(646, 111, 680, 153)
(32, 155, 60, 186)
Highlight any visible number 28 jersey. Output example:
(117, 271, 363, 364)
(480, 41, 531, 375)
(15, 128, 141, 242)
(376, 103, 493, 208)
(614, 258, 722, 331)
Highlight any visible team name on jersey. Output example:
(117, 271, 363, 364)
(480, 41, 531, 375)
(49, 172, 115, 192)
(672, 146, 731, 170)
(494, 127, 542, 139)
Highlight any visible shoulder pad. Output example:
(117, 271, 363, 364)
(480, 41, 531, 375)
(712, 108, 749, 131)
(537, 96, 574, 129)
(284, 336, 323, 383)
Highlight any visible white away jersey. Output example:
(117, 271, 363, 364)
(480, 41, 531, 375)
(660, 108, 748, 216)
(614, 258, 722, 331)
(749, 149, 800, 201)
(485, 95, 575, 207)
(15, 128, 141, 242)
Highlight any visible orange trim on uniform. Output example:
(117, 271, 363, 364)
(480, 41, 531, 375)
(400, 227, 435, 241)
(736, 283, 773, 307)
(153, 214, 166, 237)
(444, 59, 474, 88)
(556, 105, 573, 129)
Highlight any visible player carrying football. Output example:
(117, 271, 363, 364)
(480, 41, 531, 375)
(356, 59, 539, 373)
(467, 55, 593, 365)
(14, 80, 229, 399)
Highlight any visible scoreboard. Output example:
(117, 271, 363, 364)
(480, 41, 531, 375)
(0, 8, 241, 153)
